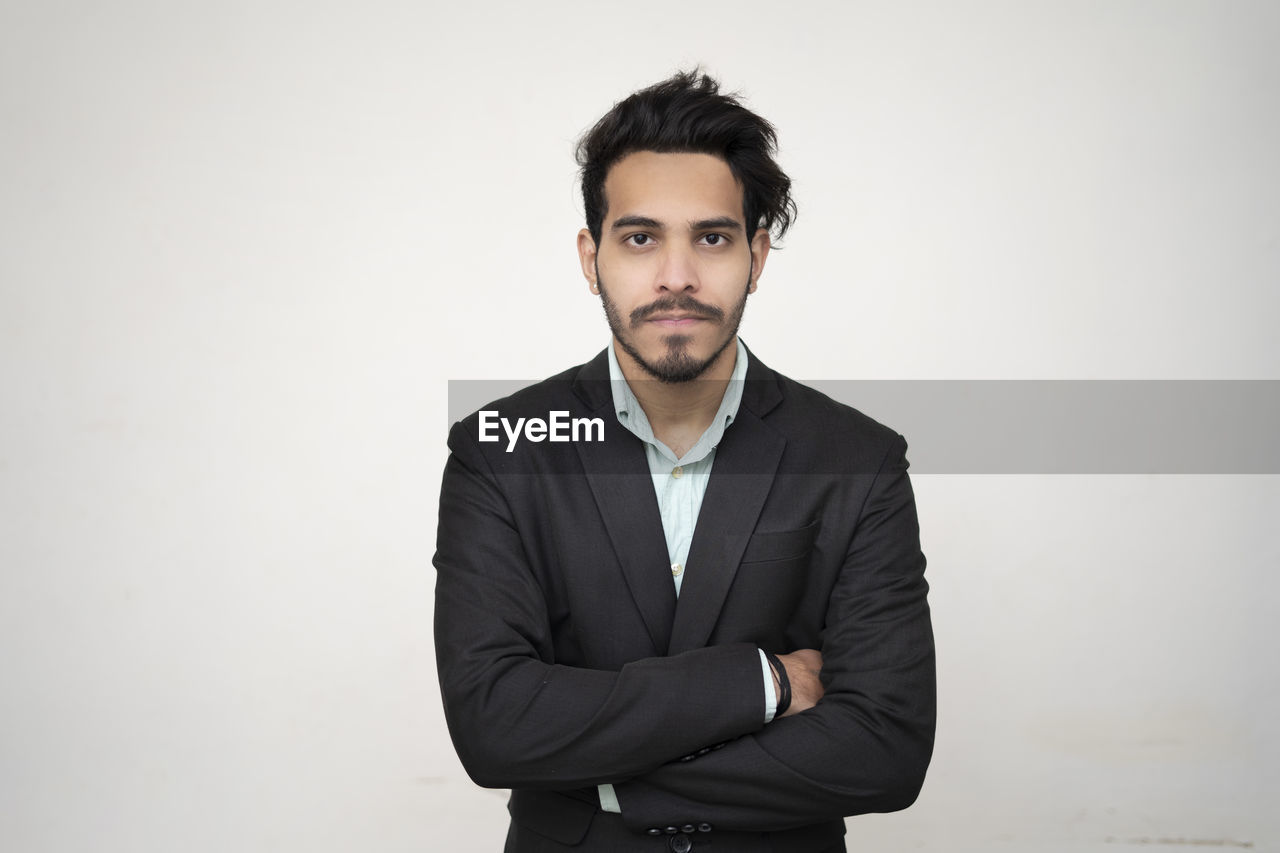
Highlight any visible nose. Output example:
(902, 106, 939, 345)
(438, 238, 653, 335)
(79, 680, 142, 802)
(654, 244, 698, 293)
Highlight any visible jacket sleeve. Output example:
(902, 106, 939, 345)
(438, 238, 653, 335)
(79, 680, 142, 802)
(433, 420, 768, 790)
(612, 435, 936, 832)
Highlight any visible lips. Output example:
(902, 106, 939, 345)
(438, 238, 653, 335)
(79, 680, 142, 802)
(648, 314, 708, 325)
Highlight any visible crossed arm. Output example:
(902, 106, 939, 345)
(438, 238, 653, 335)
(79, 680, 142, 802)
(433, 436, 772, 786)
(432, 426, 935, 831)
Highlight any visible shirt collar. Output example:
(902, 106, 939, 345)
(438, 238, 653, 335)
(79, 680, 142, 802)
(607, 338, 749, 465)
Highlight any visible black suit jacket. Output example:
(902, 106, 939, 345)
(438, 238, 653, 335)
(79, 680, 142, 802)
(433, 346, 935, 851)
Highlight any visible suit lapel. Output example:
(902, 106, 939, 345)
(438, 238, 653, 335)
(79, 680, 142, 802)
(668, 355, 787, 655)
(574, 352, 677, 655)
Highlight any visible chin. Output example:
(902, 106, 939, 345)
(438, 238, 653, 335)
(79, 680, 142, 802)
(647, 344, 727, 384)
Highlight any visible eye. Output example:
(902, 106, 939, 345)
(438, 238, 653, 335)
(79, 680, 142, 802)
(626, 233, 653, 247)
(700, 233, 729, 246)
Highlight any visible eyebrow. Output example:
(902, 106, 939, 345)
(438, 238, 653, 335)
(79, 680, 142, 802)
(690, 216, 744, 233)
(610, 215, 662, 232)
(609, 215, 744, 233)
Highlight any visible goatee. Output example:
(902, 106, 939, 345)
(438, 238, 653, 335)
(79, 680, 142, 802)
(596, 272, 750, 384)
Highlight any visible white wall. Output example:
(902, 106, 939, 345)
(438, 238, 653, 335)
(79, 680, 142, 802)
(2, 1, 1276, 850)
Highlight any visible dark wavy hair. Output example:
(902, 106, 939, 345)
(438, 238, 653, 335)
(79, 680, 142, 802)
(575, 69, 796, 246)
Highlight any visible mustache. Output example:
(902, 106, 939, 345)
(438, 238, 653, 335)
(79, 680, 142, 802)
(629, 294, 725, 326)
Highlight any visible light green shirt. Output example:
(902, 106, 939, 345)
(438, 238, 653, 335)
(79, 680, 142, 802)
(607, 338, 749, 596)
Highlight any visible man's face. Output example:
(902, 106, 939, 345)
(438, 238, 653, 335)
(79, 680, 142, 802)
(577, 151, 770, 383)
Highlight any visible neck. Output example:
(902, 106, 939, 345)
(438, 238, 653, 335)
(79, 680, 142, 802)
(614, 339, 737, 453)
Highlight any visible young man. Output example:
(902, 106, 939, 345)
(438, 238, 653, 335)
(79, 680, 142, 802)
(433, 71, 935, 852)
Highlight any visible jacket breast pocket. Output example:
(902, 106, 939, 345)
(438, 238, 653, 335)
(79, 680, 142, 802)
(721, 520, 822, 644)
(739, 519, 820, 564)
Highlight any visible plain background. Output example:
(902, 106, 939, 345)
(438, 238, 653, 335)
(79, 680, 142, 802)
(2, 1, 1277, 850)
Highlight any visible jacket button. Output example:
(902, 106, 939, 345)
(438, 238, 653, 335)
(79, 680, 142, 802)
(669, 834, 693, 853)
(697, 822, 712, 832)
(681, 824, 696, 833)
(647, 828, 662, 836)
(665, 826, 678, 834)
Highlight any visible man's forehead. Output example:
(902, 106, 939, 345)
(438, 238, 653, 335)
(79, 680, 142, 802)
(602, 151, 745, 225)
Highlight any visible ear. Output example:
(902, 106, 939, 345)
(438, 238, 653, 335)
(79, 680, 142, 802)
(748, 227, 771, 293)
(577, 229, 600, 293)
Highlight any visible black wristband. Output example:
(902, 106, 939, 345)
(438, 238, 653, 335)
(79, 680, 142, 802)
(763, 650, 791, 717)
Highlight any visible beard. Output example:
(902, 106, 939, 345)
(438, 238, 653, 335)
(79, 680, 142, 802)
(596, 263, 751, 384)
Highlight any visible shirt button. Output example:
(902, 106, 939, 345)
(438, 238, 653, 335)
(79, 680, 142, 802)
(671, 563, 683, 577)
(672, 466, 683, 478)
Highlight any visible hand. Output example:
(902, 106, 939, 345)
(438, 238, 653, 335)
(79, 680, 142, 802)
(774, 648, 824, 717)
